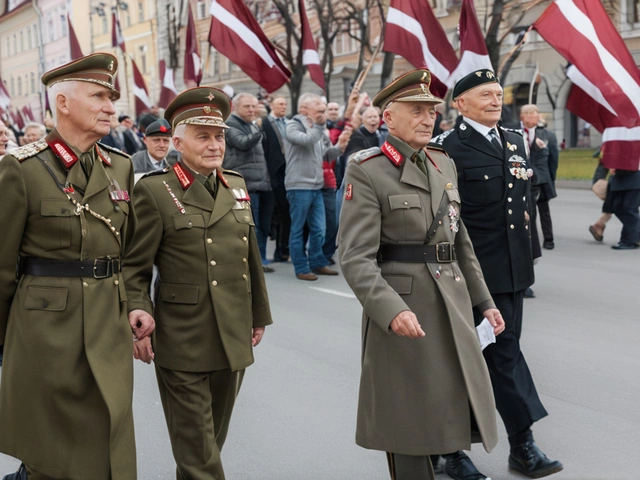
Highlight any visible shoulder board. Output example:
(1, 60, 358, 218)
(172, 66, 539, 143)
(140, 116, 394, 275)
(141, 167, 171, 179)
(9, 139, 49, 161)
(430, 129, 454, 146)
(222, 169, 243, 178)
(352, 147, 382, 165)
(426, 144, 449, 157)
(500, 126, 525, 138)
(97, 141, 131, 158)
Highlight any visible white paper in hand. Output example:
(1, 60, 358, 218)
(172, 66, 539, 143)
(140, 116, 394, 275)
(476, 317, 496, 350)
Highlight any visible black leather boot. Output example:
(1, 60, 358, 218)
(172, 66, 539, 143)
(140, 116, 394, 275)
(445, 451, 491, 480)
(509, 430, 563, 478)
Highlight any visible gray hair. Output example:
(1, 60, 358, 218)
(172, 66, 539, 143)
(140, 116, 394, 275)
(46, 81, 77, 124)
(23, 122, 46, 137)
(173, 124, 187, 139)
(297, 93, 322, 112)
(232, 93, 257, 111)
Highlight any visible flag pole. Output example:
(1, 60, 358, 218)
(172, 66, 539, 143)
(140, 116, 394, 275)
(353, 39, 383, 93)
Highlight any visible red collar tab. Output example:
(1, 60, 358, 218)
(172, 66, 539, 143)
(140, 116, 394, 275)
(173, 163, 194, 190)
(47, 139, 78, 169)
(381, 141, 404, 167)
(95, 145, 111, 166)
(217, 169, 230, 188)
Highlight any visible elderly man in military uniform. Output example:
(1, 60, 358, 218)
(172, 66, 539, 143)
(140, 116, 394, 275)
(0, 53, 146, 480)
(123, 87, 273, 480)
(339, 69, 505, 480)
(431, 70, 563, 479)
(131, 118, 174, 174)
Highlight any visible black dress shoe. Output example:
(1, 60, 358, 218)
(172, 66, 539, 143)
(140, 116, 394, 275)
(445, 451, 491, 480)
(542, 241, 555, 250)
(524, 287, 536, 298)
(611, 243, 639, 250)
(3, 464, 28, 480)
(509, 442, 563, 478)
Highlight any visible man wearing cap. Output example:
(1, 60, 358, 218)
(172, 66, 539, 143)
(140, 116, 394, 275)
(131, 118, 174, 174)
(0, 53, 144, 480)
(117, 114, 144, 155)
(339, 69, 505, 480)
(123, 87, 273, 479)
(431, 70, 563, 479)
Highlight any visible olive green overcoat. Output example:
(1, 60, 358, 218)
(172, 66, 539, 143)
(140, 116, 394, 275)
(123, 163, 272, 373)
(0, 132, 136, 479)
(339, 135, 499, 456)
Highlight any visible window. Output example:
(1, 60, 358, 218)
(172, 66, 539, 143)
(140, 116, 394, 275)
(31, 72, 35, 94)
(196, 1, 206, 20)
(122, 9, 130, 28)
(6, 38, 10, 57)
(27, 27, 32, 49)
(24, 74, 28, 97)
(48, 12, 55, 41)
(11, 77, 15, 96)
(333, 22, 359, 56)
(138, 2, 144, 22)
(61, 15, 68, 37)
(32, 24, 38, 47)
(139, 45, 147, 74)
(102, 16, 108, 34)
(13, 34, 17, 55)
(17, 77, 22, 96)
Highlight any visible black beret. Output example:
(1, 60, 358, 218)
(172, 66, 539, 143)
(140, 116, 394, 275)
(145, 119, 172, 137)
(452, 69, 500, 99)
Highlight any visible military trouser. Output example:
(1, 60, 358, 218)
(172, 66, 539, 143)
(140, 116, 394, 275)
(386, 453, 435, 480)
(155, 365, 245, 480)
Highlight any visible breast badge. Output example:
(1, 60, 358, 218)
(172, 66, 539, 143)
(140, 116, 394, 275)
(232, 188, 251, 210)
(508, 155, 530, 180)
(449, 205, 460, 233)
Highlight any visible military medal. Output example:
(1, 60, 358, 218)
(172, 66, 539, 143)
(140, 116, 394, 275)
(109, 178, 130, 202)
(448, 205, 460, 232)
(231, 188, 251, 210)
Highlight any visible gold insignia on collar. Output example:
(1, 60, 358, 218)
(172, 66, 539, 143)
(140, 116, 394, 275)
(206, 92, 215, 101)
(203, 106, 212, 114)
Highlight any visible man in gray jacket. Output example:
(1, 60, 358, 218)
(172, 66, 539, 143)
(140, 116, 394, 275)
(285, 93, 350, 280)
(223, 93, 274, 272)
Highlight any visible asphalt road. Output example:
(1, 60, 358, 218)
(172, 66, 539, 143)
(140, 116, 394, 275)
(1, 187, 638, 479)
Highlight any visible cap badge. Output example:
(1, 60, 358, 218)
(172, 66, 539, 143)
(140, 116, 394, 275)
(159, 125, 168, 132)
(203, 106, 212, 114)
(420, 84, 430, 95)
(206, 92, 215, 101)
(475, 71, 483, 77)
(486, 71, 495, 79)
(108, 61, 114, 72)
(420, 71, 429, 82)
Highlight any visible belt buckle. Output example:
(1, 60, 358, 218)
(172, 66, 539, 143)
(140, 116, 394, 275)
(93, 258, 111, 279)
(436, 243, 452, 263)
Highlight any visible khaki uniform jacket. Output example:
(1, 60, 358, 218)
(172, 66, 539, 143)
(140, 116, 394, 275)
(123, 163, 272, 373)
(339, 135, 498, 456)
(0, 131, 136, 479)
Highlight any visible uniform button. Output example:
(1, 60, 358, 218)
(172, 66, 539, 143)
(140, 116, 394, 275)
(508, 197, 512, 202)
(210, 260, 216, 266)
(525, 225, 529, 230)
(212, 280, 218, 286)
(508, 209, 513, 214)
(523, 196, 526, 201)
(242, 258, 247, 263)
(242, 236, 247, 242)
(188, 221, 193, 226)
(455, 276, 461, 281)
(114, 280, 119, 285)
(508, 183, 513, 188)
(242, 274, 247, 279)
(484, 175, 489, 180)
(510, 224, 515, 229)
(83, 282, 89, 287)
(404, 201, 408, 206)
(207, 238, 213, 244)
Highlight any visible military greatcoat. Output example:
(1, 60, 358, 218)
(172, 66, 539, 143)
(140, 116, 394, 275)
(0, 130, 136, 479)
(338, 135, 498, 456)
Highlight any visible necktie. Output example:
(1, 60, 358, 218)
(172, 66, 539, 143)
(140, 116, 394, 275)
(412, 152, 428, 177)
(276, 117, 286, 137)
(488, 129, 502, 152)
(80, 151, 93, 180)
(205, 175, 217, 199)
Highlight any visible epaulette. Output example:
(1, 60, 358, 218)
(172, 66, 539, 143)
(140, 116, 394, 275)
(141, 167, 171, 179)
(9, 139, 48, 161)
(500, 126, 525, 138)
(97, 141, 131, 158)
(430, 129, 454, 146)
(351, 147, 381, 165)
(426, 144, 449, 157)
(222, 169, 244, 178)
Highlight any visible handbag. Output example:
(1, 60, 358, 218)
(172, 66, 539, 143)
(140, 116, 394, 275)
(591, 178, 608, 201)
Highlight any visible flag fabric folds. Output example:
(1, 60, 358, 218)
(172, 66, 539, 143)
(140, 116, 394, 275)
(111, 12, 126, 52)
(184, 5, 203, 87)
(131, 58, 152, 118)
(68, 15, 83, 60)
(298, 0, 325, 90)
(447, 0, 493, 88)
(534, 0, 640, 129)
(383, 0, 458, 98)
(158, 60, 178, 109)
(208, 0, 291, 93)
(0, 78, 11, 112)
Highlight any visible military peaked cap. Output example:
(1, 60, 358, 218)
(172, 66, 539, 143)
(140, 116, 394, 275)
(452, 69, 500, 100)
(41, 52, 120, 100)
(373, 69, 443, 111)
(164, 87, 231, 130)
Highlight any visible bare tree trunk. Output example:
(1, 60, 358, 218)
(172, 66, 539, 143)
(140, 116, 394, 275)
(380, 51, 395, 88)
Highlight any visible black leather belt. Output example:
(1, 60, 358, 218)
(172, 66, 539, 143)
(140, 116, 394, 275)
(377, 243, 457, 263)
(20, 257, 121, 279)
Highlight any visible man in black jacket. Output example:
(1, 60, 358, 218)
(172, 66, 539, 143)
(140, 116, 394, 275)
(224, 93, 274, 272)
(431, 70, 562, 480)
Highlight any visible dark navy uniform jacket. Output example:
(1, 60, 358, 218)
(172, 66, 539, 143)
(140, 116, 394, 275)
(431, 120, 534, 294)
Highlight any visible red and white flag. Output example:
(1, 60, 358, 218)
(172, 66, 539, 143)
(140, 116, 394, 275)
(566, 66, 640, 171)
(131, 58, 152, 117)
(184, 5, 202, 87)
(534, 0, 640, 128)
(11, 108, 24, 130)
(158, 60, 178, 109)
(298, 0, 324, 90)
(383, 0, 458, 98)
(209, 0, 291, 93)
(68, 15, 83, 60)
(112, 12, 126, 52)
(447, 0, 493, 88)
(0, 77, 11, 112)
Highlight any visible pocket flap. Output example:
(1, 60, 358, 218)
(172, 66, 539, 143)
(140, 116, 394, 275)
(232, 209, 255, 225)
(388, 194, 421, 210)
(466, 166, 503, 181)
(384, 275, 413, 295)
(173, 214, 205, 230)
(41, 199, 74, 217)
(158, 282, 199, 304)
(24, 286, 68, 311)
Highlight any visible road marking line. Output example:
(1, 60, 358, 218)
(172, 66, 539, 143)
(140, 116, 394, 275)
(308, 286, 356, 299)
